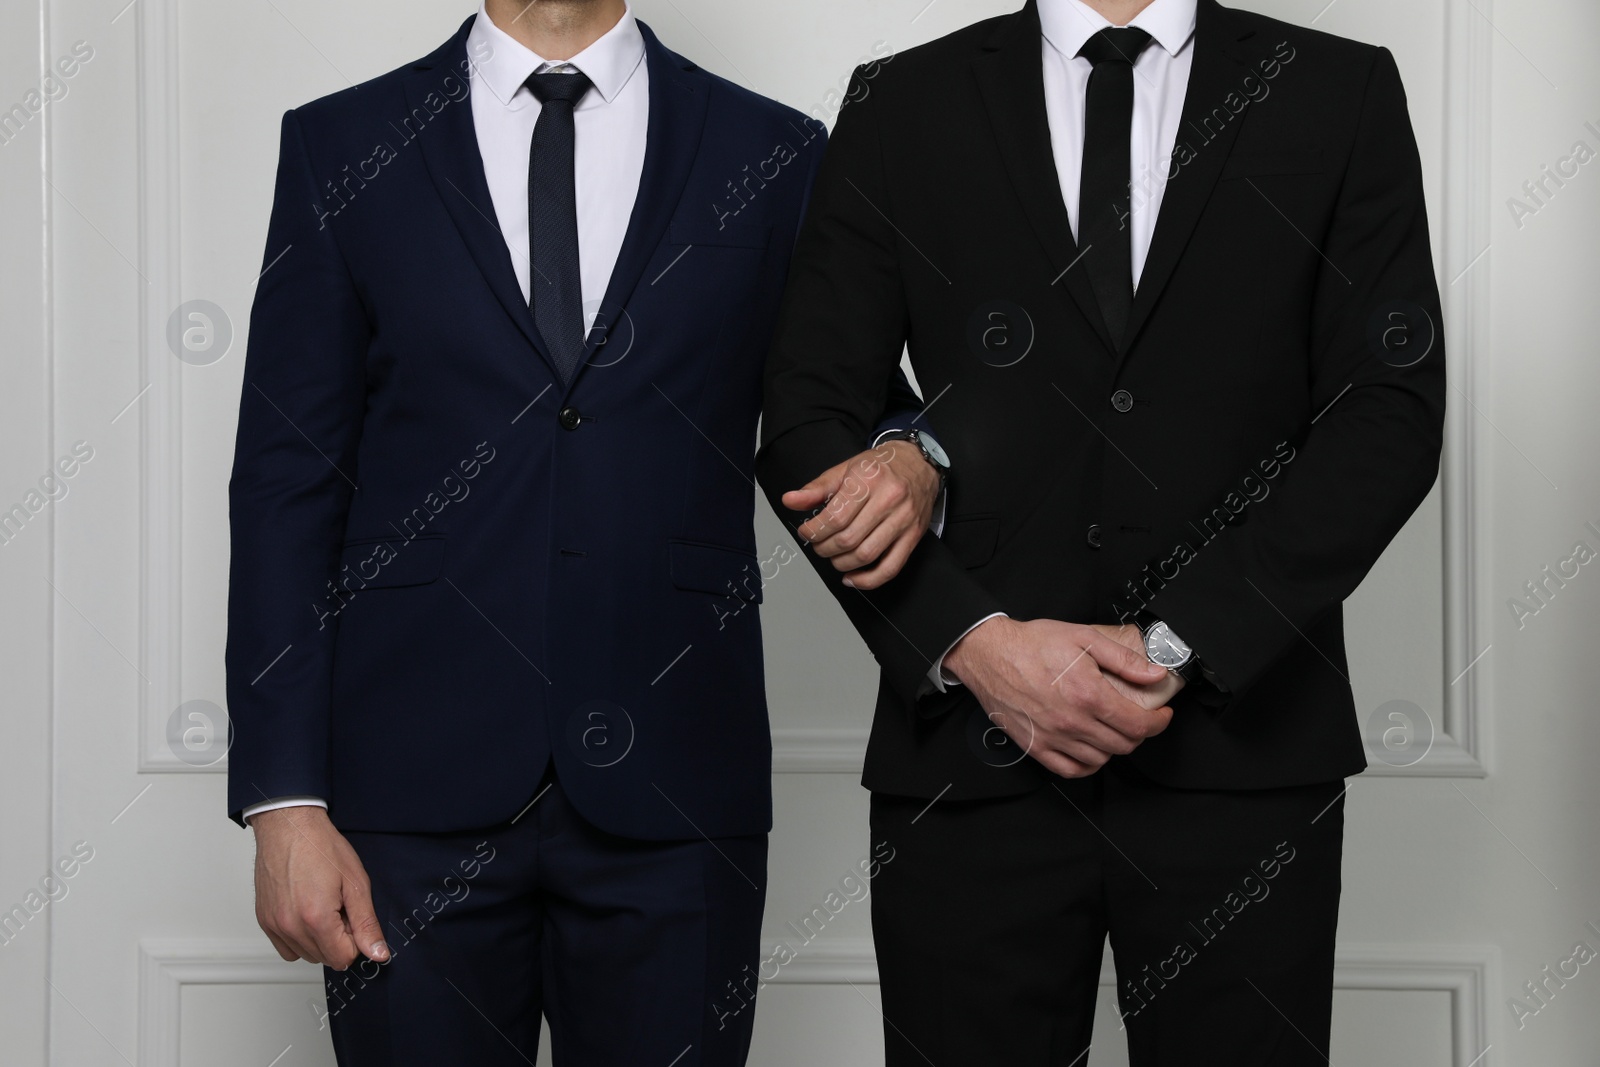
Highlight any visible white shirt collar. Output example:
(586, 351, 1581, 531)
(468, 3, 646, 107)
(1040, 0, 1198, 62)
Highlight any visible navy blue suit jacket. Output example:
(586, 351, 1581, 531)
(226, 17, 919, 838)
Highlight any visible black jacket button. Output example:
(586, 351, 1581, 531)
(1111, 389, 1134, 413)
(1086, 524, 1103, 549)
(558, 406, 583, 430)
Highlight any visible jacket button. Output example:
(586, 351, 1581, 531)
(1086, 524, 1103, 549)
(1111, 389, 1134, 413)
(558, 406, 583, 430)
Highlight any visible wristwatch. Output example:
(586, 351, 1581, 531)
(1134, 612, 1204, 683)
(890, 428, 951, 484)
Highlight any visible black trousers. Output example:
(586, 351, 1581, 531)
(869, 761, 1346, 1066)
(323, 771, 768, 1066)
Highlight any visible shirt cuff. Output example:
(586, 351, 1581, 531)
(242, 796, 328, 823)
(870, 428, 904, 448)
(873, 428, 947, 536)
(927, 612, 1009, 692)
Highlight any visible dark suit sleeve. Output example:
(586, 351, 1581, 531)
(871, 367, 933, 442)
(224, 110, 370, 825)
(757, 68, 1005, 705)
(785, 115, 936, 465)
(1146, 48, 1446, 704)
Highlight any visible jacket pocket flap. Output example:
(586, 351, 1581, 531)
(669, 540, 763, 603)
(338, 535, 446, 590)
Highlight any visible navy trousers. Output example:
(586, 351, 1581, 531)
(323, 770, 768, 1066)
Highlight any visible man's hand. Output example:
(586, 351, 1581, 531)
(782, 440, 941, 590)
(943, 617, 1175, 778)
(250, 805, 388, 971)
(1091, 622, 1187, 711)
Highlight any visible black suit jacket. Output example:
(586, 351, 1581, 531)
(756, 0, 1446, 799)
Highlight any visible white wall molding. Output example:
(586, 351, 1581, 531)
(1333, 944, 1496, 1067)
(772, 728, 868, 774)
(134, 0, 196, 774)
(1365, 0, 1496, 779)
(138, 940, 323, 1067)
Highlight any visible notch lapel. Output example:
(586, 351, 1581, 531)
(973, 1, 1115, 354)
(405, 17, 560, 379)
(1119, 0, 1256, 361)
(566, 22, 711, 394)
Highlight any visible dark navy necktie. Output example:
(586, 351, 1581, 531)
(526, 70, 594, 383)
(1076, 27, 1153, 352)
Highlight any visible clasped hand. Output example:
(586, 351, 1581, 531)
(945, 618, 1185, 778)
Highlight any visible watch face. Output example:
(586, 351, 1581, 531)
(914, 430, 951, 470)
(1144, 621, 1192, 669)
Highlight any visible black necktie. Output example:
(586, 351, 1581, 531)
(526, 70, 594, 383)
(1077, 27, 1153, 352)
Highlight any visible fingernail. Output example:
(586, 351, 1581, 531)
(372, 941, 390, 960)
(841, 577, 856, 588)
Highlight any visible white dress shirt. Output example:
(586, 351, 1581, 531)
(927, 0, 1197, 691)
(1043, 0, 1197, 286)
(470, 3, 648, 329)
(243, 6, 649, 824)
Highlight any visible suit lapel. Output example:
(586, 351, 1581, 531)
(566, 21, 710, 394)
(405, 17, 560, 378)
(972, 1, 1115, 354)
(1118, 0, 1256, 360)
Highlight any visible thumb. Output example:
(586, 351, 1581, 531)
(782, 461, 848, 512)
(344, 876, 389, 962)
(1093, 633, 1168, 684)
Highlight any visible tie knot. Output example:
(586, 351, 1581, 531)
(525, 69, 594, 107)
(1077, 26, 1153, 67)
